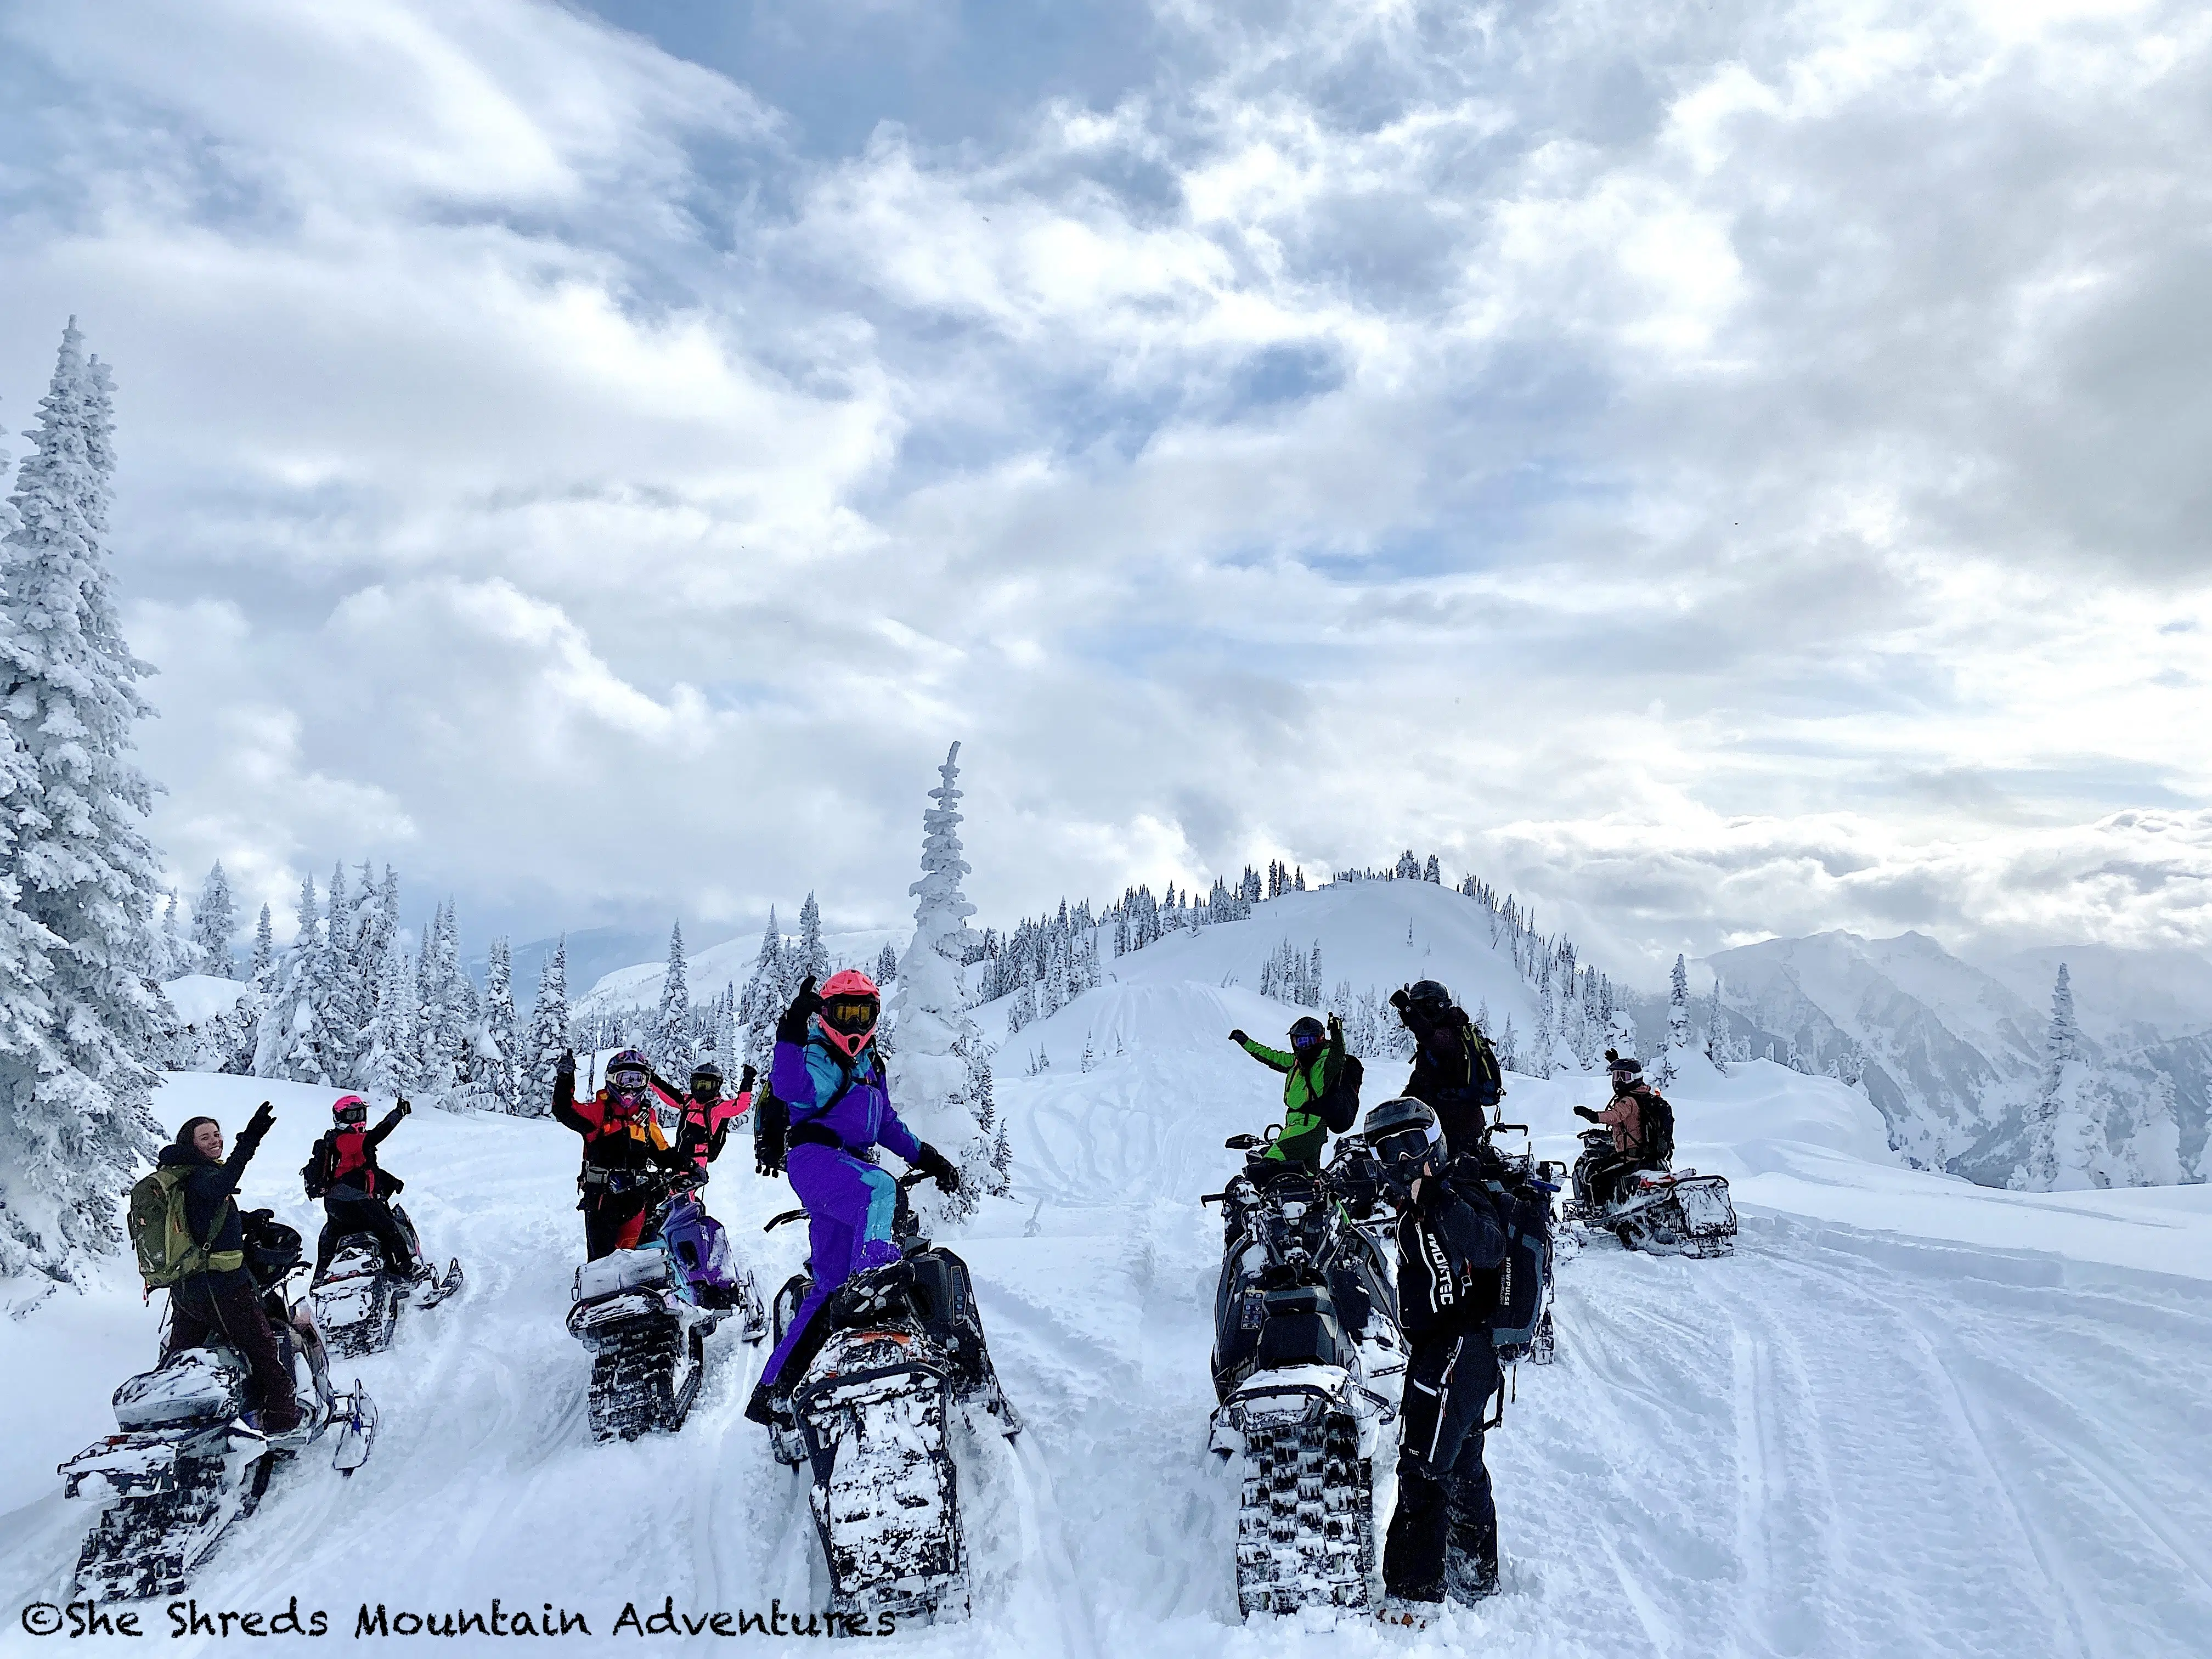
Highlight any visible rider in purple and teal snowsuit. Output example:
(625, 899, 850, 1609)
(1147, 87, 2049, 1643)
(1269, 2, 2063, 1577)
(744, 970, 960, 1427)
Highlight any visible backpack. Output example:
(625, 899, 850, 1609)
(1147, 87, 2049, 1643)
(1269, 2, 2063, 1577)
(1641, 1090, 1675, 1166)
(301, 1135, 332, 1200)
(1465, 1024, 1502, 1108)
(1315, 1052, 1363, 1135)
(127, 1168, 240, 1290)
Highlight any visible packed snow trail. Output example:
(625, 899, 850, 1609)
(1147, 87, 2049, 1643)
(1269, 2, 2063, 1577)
(6, 1017, 2212, 1654)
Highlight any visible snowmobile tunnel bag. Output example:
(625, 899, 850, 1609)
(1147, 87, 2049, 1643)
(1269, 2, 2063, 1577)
(575, 1248, 672, 1302)
(113, 1349, 248, 1430)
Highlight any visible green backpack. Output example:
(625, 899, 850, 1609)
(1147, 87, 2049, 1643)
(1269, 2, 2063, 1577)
(127, 1167, 241, 1289)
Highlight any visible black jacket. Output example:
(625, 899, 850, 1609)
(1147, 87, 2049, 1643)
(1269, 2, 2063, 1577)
(1403, 1014, 1503, 1158)
(155, 1116, 271, 1290)
(1392, 1175, 1506, 1336)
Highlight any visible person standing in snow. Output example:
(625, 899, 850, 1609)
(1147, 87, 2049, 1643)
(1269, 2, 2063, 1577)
(1391, 979, 1503, 1158)
(743, 972, 961, 1428)
(552, 1046, 691, 1259)
(1226, 1013, 1362, 1167)
(673, 1060, 753, 1178)
(304, 1094, 427, 1284)
(1364, 1096, 1507, 1610)
(157, 1107, 303, 1434)
(1573, 1050, 1666, 1207)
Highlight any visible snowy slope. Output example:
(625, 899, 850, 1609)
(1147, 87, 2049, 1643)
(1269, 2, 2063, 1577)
(8, 924, 2212, 1654)
(572, 926, 906, 1021)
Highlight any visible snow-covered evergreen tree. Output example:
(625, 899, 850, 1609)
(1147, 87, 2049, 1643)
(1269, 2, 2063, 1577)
(156, 894, 195, 978)
(1655, 953, 1691, 1087)
(795, 891, 829, 988)
(256, 879, 330, 1082)
(482, 937, 520, 1111)
(652, 922, 695, 1076)
(1423, 854, 1441, 883)
(738, 911, 784, 1079)
(522, 934, 569, 1111)
(354, 928, 417, 1104)
(887, 743, 1001, 1218)
(191, 861, 240, 979)
(876, 942, 898, 985)
(250, 902, 275, 988)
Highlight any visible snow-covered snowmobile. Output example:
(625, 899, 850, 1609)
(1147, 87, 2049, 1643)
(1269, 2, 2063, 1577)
(61, 1216, 379, 1601)
(309, 1204, 462, 1358)
(763, 1170, 1019, 1626)
(567, 1170, 759, 1442)
(1204, 1132, 1405, 1618)
(1565, 1128, 1737, 1257)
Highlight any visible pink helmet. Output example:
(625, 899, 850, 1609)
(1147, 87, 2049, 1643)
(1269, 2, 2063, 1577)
(816, 969, 882, 1059)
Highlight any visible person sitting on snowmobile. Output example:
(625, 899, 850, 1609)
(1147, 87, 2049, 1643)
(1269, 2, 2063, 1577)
(674, 1060, 754, 1178)
(553, 1046, 693, 1259)
(156, 1107, 303, 1434)
(1573, 1050, 1665, 1207)
(305, 1095, 427, 1285)
(743, 971, 961, 1428)
(1364, 1096, 1508, 1609)
(1391, 979, 1503, 1159)
(1227, 1013, 1361, 1168)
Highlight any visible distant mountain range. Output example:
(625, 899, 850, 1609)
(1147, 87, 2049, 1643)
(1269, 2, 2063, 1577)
(1671, 929, 2212, 1188)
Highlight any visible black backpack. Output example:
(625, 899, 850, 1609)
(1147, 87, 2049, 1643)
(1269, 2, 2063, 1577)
(301, 1135, 332, 1200)
(1315, 1052, 1363, 1135)
(1642, 1091, 1675, 1166)
(1466, 1024, 1502, 1107)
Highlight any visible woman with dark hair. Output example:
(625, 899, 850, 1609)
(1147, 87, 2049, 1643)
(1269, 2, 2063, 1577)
(156, 1105, 301, 1434)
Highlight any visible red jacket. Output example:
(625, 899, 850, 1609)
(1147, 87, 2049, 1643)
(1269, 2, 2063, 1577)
(552, 1072, 682, 1175)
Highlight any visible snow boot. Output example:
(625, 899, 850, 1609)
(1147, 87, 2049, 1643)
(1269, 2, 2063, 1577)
(744, 1380, 794, 1431)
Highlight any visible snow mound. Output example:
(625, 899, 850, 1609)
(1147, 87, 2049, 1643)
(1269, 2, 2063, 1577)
(159, 973, 255, 1026)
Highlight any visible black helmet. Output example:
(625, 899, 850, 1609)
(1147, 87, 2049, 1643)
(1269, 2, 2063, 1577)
(1605, 1048, 1643, 1080)
(1362, 1097, 1443, 1193)
(691, 1060, 725, 1089)
(1289, 1015, 1325, 1053)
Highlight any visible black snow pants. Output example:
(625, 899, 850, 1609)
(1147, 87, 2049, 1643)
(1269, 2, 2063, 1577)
(1582, 1149, 1660, 1210)
(167, 1274, 302, 1434)
(583, 1191, 654, 1261)
(315, 1190, 417, 1280)
(1383, 1326, 1500, 1604)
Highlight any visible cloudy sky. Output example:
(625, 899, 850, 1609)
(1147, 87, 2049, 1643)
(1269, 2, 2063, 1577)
(2, 0, 2207, 981)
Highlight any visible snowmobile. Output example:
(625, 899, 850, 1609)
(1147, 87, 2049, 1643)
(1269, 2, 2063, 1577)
(567, 1170, 760, 1442)
(309, 1204, 462, 1358)
(1203, 1131, 1405, 1618)
(763, 1170, 1019, 1625)
(61, 1214, 379, 1601)
(1564, 1128, 1737, 1257)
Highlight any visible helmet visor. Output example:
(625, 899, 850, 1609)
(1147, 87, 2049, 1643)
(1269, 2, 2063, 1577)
(1369, 1123, 1439, 1187)
(823, 994, 880, 1038)
(609, 1066, 649, 1096)
(335, 1102, 368, 1126)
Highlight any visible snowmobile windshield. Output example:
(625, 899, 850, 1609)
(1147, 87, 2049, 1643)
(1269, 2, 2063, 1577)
(823, 994, 879, 1039)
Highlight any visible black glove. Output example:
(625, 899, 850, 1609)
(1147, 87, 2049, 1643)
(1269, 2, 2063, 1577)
(775, 977, 822, 1046)
(754, 1097, 788, 1177)
(555, 1049, 576, 1079)
(1574, 1105, 1600, 1122)
(245, 1099, 276, 1138)
(1389, 986, 1411, 1013)
(1228, 1029, 1249, 1045)
(397, 1099, 413, 1118)
(740, 1063, 757, 1093)
(913, 1143, 961, 1194)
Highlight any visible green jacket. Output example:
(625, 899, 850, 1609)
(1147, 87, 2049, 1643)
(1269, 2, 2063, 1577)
(1237, 1035, 1347, 1166)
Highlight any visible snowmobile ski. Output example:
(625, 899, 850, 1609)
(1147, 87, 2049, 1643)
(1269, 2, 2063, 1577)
(414, 1257, 465, 1309)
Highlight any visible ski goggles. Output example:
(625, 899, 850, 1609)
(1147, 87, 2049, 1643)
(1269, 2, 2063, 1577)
(822, 995, 879, 1037)
(333, 1102, 369, 1126)
(1368, 1122, 1443, 1181)
(608, 1066, 650, 1096)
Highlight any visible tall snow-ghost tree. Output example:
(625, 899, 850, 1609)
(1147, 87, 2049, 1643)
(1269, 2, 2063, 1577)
(795, 891, 829, 989)
(482, 937, 520, 1111)
(738, 910, 784, 1078)
(0, 321, 171, 1280)
(653, 922, 695, 1076)
(256, 875, 334, 1082)
(1655, 953, 1692, 1087)
(522, 935, 569, 1111)
(887, 743, 1002, 1218)
(250, 902, 275, 987)
(192, 861, 240, 978)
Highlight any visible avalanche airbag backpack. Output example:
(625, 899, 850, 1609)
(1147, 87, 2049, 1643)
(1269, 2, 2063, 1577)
(1643, 1092, 1676, 1167)
(1487, 1186, 1550, 1352)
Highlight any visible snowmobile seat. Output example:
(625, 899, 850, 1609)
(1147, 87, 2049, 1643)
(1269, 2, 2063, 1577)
(114, 1348, 249, 1430)
(575, 1248, 672, 1302)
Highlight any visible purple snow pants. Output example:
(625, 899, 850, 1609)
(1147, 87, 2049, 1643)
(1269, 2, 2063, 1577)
(760, 1143, 901, 1389)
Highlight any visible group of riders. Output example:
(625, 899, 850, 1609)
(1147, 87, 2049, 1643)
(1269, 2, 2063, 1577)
(1229, 979, 1670, 1610)
(146, 962, 1672, 1620)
